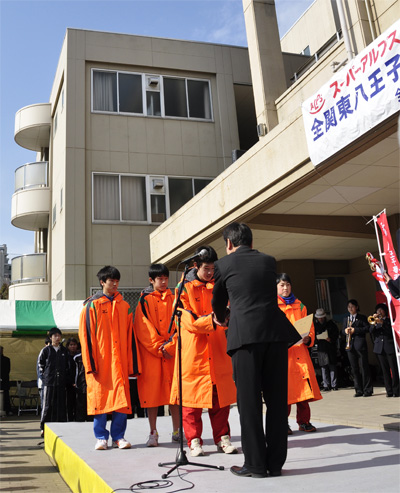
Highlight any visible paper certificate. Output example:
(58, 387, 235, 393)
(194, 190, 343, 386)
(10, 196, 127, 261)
(293, 314, 313, 344)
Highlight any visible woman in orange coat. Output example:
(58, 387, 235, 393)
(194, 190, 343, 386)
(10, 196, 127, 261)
(277, 273, 322, 434)
(134, 264, 179, 447)
(171, 246, 237, 457)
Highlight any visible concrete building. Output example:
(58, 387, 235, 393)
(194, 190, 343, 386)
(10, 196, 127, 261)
(10, 0, 399, 325)
(10, 23, 261, 302)
(150, 0, 400, 320)
(0, 245, 11, 286)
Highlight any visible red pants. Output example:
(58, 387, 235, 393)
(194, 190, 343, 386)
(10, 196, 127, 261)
(287, 401, 310, 425)
(182, 385, 230, 447)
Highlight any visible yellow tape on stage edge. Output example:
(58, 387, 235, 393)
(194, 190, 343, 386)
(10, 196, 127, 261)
(44, 425, 113, 493)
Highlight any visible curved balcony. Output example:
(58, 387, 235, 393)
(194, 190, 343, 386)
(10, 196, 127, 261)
(14, 103, 51, 151)
(9, 253, 49, 300)
(11, 162, 50, 231)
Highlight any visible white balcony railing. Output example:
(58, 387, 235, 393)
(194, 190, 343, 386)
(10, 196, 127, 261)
(14, 162, 48, 192)
(11, 253, 47, 284)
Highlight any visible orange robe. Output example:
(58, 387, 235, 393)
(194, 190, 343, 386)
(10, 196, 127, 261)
(278, 296, 322, 405)
(134, 287, 176, 407)
(79, 291, 139, 415)
(170, 269, 236, 408)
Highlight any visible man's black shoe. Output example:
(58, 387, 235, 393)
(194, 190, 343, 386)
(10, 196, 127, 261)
(363, 392, 372, 397)
(230, 465, 267, 478)
(354, 392, 363, 397)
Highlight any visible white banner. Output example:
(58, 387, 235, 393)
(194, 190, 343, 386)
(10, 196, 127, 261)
(302, 19, 400, 166)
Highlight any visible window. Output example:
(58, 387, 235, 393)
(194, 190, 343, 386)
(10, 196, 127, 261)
(168, 177, 211, 215)
(145, 75, 161, 117)
(301, 46, 311, 56)
(164, 78, 187, 118)
(93, 71, 117, 112)
(119, 73, 142, 113)
(92, 173, 212, 224)
(187, 79, 212, 119)
(92, 69, 212, 120)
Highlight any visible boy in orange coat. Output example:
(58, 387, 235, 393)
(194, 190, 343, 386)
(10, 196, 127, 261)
(79, 266, 140, 451)
(277, 273, 322, 434)
(134, 264, 179, 447)
(170, 246, 237, 457)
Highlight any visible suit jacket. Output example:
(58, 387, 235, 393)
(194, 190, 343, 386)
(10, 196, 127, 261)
(370, 318, 396, 355)
(212, 245, 300, 355)
(341, 313, 369, 352)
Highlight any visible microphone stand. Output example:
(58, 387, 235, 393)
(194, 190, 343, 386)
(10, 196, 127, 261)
(158, 263, 224, 478)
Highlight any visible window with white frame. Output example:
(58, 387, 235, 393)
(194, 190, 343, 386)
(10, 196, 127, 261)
(92, 173, 212, 224)
(92, 69, 213, 120)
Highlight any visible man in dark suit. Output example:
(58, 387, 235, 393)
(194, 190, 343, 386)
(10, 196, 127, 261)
(212, 222, 300, 478)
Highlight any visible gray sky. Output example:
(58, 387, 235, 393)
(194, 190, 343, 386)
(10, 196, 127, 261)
(0, 0, 314, 258)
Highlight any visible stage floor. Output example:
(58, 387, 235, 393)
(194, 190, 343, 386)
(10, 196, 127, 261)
(44, 406, 400, 493)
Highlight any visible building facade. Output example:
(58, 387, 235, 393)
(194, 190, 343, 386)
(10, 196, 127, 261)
(150, 0, 400, 321)
(9, 0, 399, 327)
(10, 29, 262, 301)
(0, 245, 11, 286)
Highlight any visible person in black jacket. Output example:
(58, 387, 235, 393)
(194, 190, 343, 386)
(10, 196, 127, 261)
(370, 303, 399, 397)
(212, 222, 300, 479)
(342, 299, 373, 397)
(0, 346, 12, 415)
(314, 308, 339, 391)
(38, 327, 73, 437)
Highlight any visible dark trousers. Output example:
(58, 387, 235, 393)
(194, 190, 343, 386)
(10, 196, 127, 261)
(40, 385, 67, 430)
(232, 342, 288, 475)
(347, 349, 372, 394)
(376, 352, 400, 396)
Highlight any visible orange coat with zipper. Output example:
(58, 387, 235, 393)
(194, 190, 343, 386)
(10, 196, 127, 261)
(277, 296, 322, 405)
(134, 286, 176, 407)
(169, 268, 236, 408)
(79, 291, 140, 415)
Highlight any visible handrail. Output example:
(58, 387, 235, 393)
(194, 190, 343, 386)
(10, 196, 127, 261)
(14, 161, 48, 193)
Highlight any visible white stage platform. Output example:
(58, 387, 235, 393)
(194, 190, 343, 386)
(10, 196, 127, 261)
(45, 407, 400, 493)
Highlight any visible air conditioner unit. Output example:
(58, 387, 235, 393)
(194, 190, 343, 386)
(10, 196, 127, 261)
(152, 178, 164, 190)
(257, 123, 267, 137)
(147, 76, 160, 89)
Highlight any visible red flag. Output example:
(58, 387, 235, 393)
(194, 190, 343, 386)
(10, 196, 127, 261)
(377, 212, 400, 281)
(376, 212, 400, 350)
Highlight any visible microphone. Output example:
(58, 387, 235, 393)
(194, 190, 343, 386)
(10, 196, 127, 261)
(180, 248, 208, 264)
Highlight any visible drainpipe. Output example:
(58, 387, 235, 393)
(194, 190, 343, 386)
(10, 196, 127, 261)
(336, 0, 354, 60)
(364, 0, 376, 41)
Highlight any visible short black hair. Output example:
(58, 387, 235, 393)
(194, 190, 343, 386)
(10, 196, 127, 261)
(347, 299, 359, 311)
(48, 327, 62, 337)
(375, 303, 388, 316)
(66, 337, 80, 349)
(194, 245, 218, 266)
(149, 263, 169, 280)
(276, 273, 292, 285)
(97, 266, 121, 284)
(222, 222, 252, 247)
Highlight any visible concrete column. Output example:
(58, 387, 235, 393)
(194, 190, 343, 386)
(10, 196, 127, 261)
(243, 0, 286, 134)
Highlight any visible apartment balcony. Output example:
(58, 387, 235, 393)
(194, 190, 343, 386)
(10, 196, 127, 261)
(11, 162, 50, 231)
(9, 253, 49, 300)
(14, 103, 51, 151)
